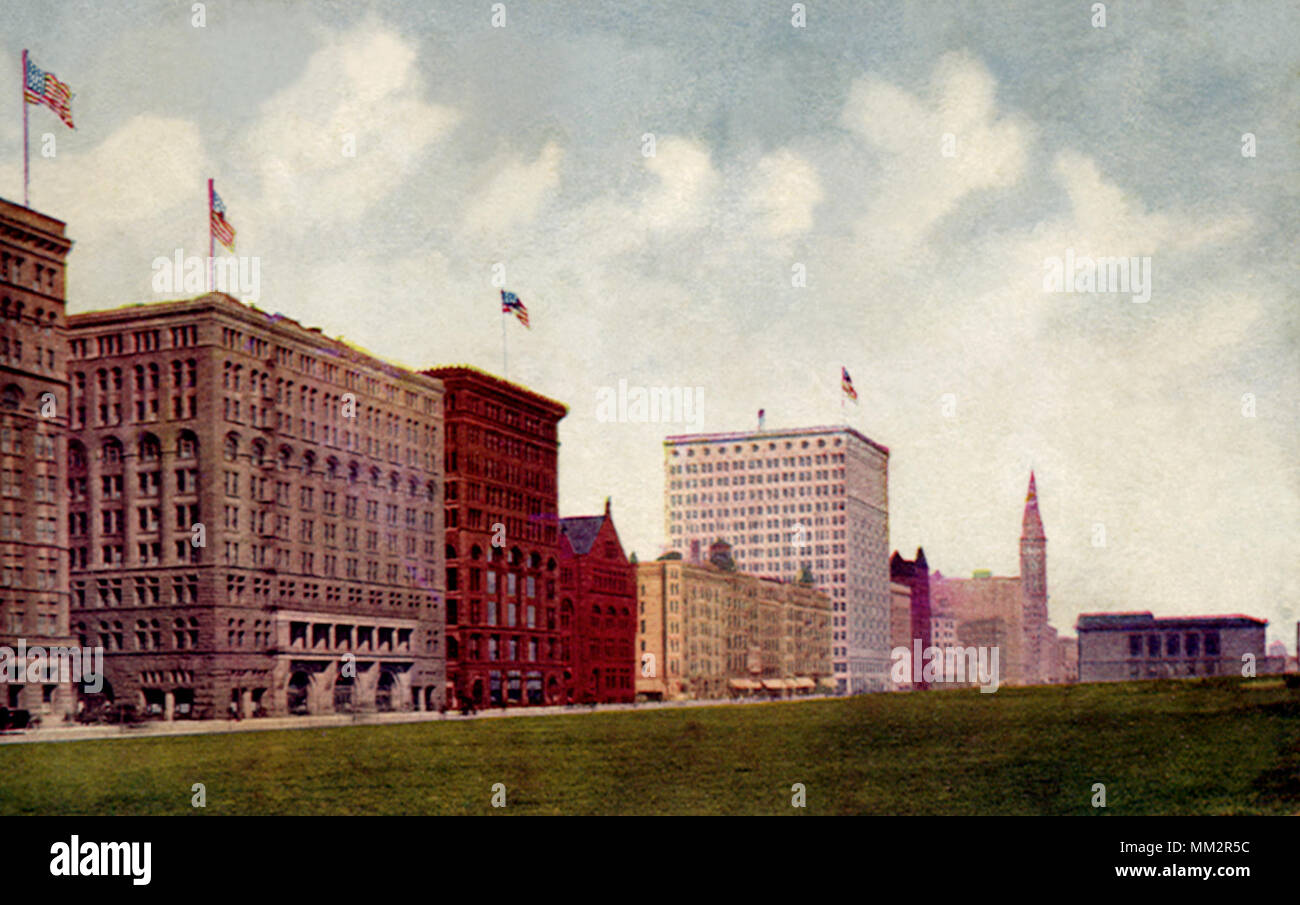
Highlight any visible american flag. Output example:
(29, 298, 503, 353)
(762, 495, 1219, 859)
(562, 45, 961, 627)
(210, 189, 236, 251)
(500, 290, 530, 328)
(24, 56, 74, 129)
(841, 366, 858, 401)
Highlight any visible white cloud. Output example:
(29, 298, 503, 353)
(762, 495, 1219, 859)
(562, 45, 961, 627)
(31, 115, 208, 229)
(841, 51, 1030, 257)
(642, 136, 718, 233)
(241, 20, 459, 227)
(462, 141, 564, 236)
(746, 149, 823, 238)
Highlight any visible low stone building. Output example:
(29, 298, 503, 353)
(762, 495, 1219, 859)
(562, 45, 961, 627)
(635, 542, 831, 701)
(1076, 612, 1267, 683)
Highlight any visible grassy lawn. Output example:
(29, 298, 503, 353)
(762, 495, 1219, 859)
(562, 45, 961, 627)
(2, 677, 1297, 815)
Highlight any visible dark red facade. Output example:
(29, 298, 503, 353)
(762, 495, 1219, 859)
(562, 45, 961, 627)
(890, 547, 932, 690)
(559, 501, 636, 704)
(426, 366, 569, 709)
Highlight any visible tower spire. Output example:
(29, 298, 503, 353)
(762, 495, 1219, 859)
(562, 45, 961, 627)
(1021, 470, 1045, 540)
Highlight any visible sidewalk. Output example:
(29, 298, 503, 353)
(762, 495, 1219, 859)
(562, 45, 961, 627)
(0, 694, 836, 745)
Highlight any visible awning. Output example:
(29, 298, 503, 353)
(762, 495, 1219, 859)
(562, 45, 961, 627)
(791, 677, 815, 688)
(818, 677, 837, 688)
(729, 679, 761, 690)
(761, 679, 787, 690)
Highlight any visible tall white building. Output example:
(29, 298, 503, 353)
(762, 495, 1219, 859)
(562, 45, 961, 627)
(663, 426, 889, 693)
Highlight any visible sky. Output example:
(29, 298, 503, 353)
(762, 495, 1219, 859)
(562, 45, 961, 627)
(1, 0, 1296, 645)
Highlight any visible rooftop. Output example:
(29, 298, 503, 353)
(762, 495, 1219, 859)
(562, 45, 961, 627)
(1076, 611, 1267, 631)
(664, 424, 888, 456)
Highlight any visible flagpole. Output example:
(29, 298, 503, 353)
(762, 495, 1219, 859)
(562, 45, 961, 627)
(208, 178, 214, 293)
(501, 300, 508, 379)
(22, 50, 29, 208)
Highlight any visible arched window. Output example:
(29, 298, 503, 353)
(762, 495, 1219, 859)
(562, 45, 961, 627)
(177, 430, 198, 459)
(250, 440, 266, 466)
(302, 451, 316, 475)
(68, 440, 87, 471)
(223, 433, 239, 461)
(278, 446, 293, 471)
(1, 385, 20, 410)
(138, 434, 161, 461)
(326, 457, 339, 480)
(101, 437, 123, 465)
(446, 544, 457, 561)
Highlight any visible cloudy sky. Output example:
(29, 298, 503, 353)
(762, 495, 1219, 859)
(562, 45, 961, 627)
(2, 0, 1296, 644)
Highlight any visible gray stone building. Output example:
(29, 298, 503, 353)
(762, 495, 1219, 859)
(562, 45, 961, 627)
(1076, 612, 1267, 683)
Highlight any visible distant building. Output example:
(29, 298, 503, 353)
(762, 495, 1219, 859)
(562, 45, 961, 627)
(1265, 640, 1288, 676)
(889, 548, 931, 689)
(928, 473, 1061, 686)
(635, 542, 831, 701)
(1076, 612, 1267, 682)
(1058, 636, 1078, 683)
(663, 426, 889, 694)
(559, 500, 636, 704)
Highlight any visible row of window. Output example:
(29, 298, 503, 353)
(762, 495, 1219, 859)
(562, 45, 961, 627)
(1128, 632, 1222, 658)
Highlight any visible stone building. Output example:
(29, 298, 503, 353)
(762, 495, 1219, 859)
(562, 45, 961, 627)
(663, 426, 889, 694)
(66, 293, 445, 719)
(635, 542, 831, 701)
(559, 500, 636, 703)
(0, 198, 75, 720)
(927, 473, 1062, 686)
(1076, 612, 1267, 683)
(428, 366, 569, 709)
(1057, 636, 1079, 683)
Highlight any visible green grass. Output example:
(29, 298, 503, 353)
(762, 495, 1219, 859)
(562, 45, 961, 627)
(2, 677, 1298, 815)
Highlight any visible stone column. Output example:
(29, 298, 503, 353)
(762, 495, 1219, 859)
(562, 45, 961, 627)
(163, 689, 174, 721)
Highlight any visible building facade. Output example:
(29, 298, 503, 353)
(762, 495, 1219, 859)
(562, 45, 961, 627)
(927, 473, 1061, 686)
(1020, 472, 1049, 685)
(1076, 612, 1267, 683)
(635, 543, 831, 701)
(0, 198, 75, 719)
(889, 547, 931, 689)
(428, 366, 569, 709)
(66, 293, 446, 719)
(559, 500, 636, 704)
(663, 426, 889, 694)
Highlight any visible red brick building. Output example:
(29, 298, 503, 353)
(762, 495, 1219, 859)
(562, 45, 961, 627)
(559, 500, 636, 704)
(427, 366, 570, 709)
(889, 547, 931, 690)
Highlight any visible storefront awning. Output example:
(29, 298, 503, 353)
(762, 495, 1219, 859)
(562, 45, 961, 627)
(729, 678, 762, 689)
(791, 677, 815, 688)
(761, 679, 787, 690)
